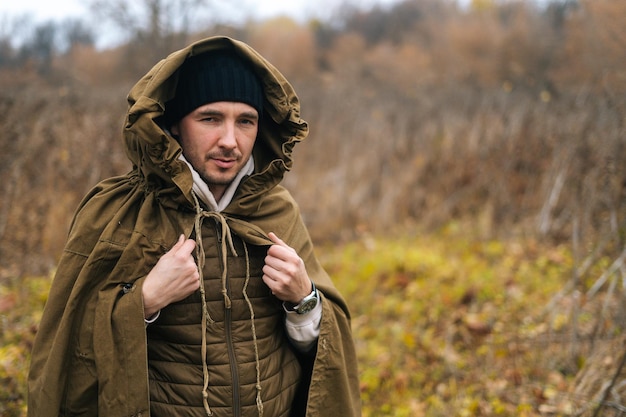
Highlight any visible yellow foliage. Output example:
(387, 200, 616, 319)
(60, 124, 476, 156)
(0, 228, 619, 416)
(319, 228, 606, 416)
(471, 0, 495, 12)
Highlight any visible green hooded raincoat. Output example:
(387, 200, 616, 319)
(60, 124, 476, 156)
(27, 36, 361, 417)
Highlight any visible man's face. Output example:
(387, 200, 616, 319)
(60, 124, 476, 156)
(172, 101, 259, 201)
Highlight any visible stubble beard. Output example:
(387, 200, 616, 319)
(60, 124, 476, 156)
(200, 150, 242, 188)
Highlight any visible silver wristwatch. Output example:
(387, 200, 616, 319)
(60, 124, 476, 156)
(283, 282, 319, 314)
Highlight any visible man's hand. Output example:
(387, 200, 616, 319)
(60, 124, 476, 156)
(142, 234, 199, 318)
(263, 232, 312, 304)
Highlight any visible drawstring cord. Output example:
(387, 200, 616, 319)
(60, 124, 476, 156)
(192, 193, 215, 417)
(242, 241, 264, 417)
(192, 192, 237, 315)
(192, 193, 264, 417)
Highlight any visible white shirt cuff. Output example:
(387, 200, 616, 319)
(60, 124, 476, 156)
(284, 300, 322, 352)
(144, 310, 161, 326)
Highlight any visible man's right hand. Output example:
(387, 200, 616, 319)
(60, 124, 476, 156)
(142, 234, 200, 319)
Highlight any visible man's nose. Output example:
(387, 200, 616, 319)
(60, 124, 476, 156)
(218, 122, 237, 148)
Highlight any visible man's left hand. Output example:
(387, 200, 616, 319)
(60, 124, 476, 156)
(263, 232, 312, 303)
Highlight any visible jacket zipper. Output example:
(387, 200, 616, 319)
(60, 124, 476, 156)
(216, 220, 241, 417)
(226, 302, 241, 417)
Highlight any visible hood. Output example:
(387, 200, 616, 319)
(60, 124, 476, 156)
(123, 36, 309, 211)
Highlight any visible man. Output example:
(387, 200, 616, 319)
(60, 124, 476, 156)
(27, 36, 361, 417)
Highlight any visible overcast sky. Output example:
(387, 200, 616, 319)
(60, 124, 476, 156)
(2, 0, 414, 47)
(2, 0, 409, 23)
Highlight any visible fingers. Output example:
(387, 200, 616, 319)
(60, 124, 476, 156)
(171, 234, 196, 256)
(174, 234, 185, 247)
(264, 232, 310, 300)
(264, 254, 295, 277)
(268, 232, 287, 247)
(179, 238, 196, 256)
(268, 232, 297, 257)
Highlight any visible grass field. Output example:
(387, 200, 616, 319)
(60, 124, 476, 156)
(2, 226, 616, 416)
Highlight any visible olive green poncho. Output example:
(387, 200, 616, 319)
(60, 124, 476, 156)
(27, 36, 361, 417)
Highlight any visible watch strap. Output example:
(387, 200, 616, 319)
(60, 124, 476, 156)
(283, 282, 318, 314)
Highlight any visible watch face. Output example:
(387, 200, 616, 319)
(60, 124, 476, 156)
(296, 297, 317, 314)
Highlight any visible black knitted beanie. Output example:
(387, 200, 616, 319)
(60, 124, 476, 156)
(166, 50, 264, 124)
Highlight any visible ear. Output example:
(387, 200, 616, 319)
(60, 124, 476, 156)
(170, 123, 180, 137)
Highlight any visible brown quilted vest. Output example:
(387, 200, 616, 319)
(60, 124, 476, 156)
(147, 214, 302, 417)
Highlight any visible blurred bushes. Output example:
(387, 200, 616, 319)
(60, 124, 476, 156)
(0, 0, 624, 275)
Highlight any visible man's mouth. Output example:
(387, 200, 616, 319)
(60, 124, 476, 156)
(212, 158, 237, 169)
